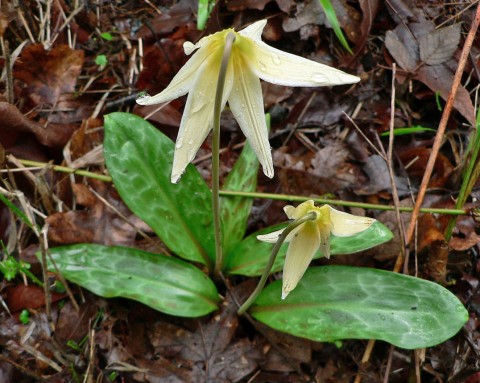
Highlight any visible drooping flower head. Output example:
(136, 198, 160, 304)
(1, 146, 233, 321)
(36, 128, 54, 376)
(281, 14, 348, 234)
(258, 200, 376, 299)
(137, 20, 360, 183)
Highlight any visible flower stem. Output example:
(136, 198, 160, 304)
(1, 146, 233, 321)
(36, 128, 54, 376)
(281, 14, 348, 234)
(213, 32, 236, 277)
(237, 211, 317, 315)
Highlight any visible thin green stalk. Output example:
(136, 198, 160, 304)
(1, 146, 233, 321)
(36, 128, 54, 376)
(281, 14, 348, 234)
(15, 158, 112, 182)
(444, 110, 480, 240)
(12, 158, 467, 216)
(219, 190, 467, 215)
(213, 32, 236, 277)
(237, 211, 317, 315)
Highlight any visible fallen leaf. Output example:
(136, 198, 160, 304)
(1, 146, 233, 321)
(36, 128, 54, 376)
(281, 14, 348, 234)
(5, 285, 65, 313)
(415, 65, 476, 125)
(419, 24, 461, 65)
(0, 102, 75, 147)
(46, 180, 145, 246)
(150, 294, 261, 382)
(14, 44, 84, 107)
(385, 29, 418, 72)
(399, 147, 454, 188)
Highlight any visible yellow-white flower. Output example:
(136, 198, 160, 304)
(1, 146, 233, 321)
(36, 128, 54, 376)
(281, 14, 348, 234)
(257, 200, 375, 299)
(137, 20, 360, 183)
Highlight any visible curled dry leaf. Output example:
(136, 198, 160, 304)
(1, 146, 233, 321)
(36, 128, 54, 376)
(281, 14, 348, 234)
(0, 102, 74, 147)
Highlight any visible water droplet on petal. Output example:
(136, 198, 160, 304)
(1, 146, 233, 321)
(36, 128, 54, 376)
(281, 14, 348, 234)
(272, 54, 281, 64)
(312, 73, 327, 83)
(259, 61, 267, 71)
(136, 91, 151, 104)
(188, 139, 193, 145)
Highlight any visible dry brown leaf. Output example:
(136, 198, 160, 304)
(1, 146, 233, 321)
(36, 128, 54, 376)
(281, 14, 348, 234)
(0, 102, 74, 147)
(419, 24, 461, 65)
(46, 180, 144, 246)
(14, 44, 84, 107)
(149, 294, 260, 382)
(415, 65, 476, 125)
(385, 30, 418, 72)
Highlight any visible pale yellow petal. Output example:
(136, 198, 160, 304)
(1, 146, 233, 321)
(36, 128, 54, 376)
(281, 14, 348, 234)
(171, 56, 234, 183)
(283, 205, 296, 219)
(257, 228, 284, 243)
(241, 37, 360, 87)
(319, 225, 331, 259)
(282, 222, 320, 299)
(238, 19, 267, 41)
(327, 205, 376, 237)
(136, 48, 209, 106)
(228, 53, 273, 178)
(286, 200, 316, 220)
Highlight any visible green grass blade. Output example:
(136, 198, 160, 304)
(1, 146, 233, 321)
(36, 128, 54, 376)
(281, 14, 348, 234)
(251, 266, 467, 349)
(43, 244, 219, 317)
(319, 0, 353, 54)
(197, 0, 215, 30)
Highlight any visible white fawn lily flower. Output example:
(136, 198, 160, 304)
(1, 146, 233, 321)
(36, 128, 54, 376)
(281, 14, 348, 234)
(137, 19, 360, 183)
(257, 200, 375, 299)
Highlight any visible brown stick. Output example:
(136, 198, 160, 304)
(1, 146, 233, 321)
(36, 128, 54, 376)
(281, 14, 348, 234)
(403, 3, 480, 252)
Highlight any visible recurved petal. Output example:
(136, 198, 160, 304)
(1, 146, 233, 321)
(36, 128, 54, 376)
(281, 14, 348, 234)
(257, 228, 284, 243)
(228, 54, 274, 178)
(282, 222, 320, 299)
(238, 19, 267, 41)
(136, 48, 209, 106)
(328, 205, 376, 237)
(243, 38, 360, 87)
(171, 56, 234, 183)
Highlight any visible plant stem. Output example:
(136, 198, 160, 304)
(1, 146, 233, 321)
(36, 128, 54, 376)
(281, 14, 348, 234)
(213, 32, 236, 277)
(219, 190, 467, 215)
(237, 211, 317, 315)
(11, 158, 468, 216)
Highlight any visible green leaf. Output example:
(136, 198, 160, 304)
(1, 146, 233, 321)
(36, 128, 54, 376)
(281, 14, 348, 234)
(100, 32, 114, 41)
(251, 266, 468, 349)
(197, 0, 215, 30)
(380, 126, 436, 136)
(104, 112, 215, 267)
(95, 54, 108, 67)
(221, 142, 259, 257)
(43, 244, 219, 317)
(318, 0, 353, 54)
(225, 221, 393, 276)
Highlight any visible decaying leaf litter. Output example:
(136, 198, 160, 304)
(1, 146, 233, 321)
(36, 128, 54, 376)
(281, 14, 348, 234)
(0, 0, 479, 382)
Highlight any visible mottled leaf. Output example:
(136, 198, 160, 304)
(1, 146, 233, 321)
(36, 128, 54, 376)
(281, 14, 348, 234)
(104, 113, 215, 267)
(42, 244, 219, 317)
(251, 266, 468, 349)
(221, 142, 259, 257)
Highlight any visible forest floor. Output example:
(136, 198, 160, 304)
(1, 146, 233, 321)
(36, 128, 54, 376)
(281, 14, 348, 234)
(1, 0, 480, 382)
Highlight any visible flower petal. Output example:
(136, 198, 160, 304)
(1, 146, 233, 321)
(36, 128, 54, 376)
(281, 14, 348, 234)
(319, 224, 331, 259)
(327, 206, 376, 237)
(282, 222, 320, 299)
(257, 228, 285, 243)
(242, 38, 360, 87)
(228, 53, 274, 178)
(136, 48, 209, 106)
(238, 19, 267, 41)
(171, 56, 234, 183)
